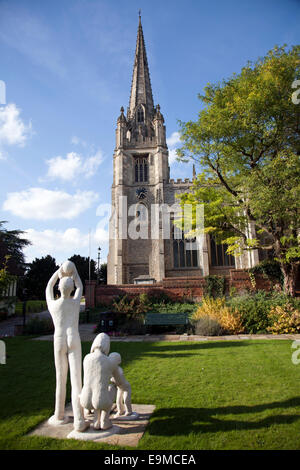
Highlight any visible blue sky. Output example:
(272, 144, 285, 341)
(0, 0, 299, 266)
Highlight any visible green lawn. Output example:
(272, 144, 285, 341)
(0, 337, 300, 450)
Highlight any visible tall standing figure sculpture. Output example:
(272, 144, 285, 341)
(46, 260, 88, 432)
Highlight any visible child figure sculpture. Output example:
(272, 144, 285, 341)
(46, 260, 88, 432)
(80, 333, 119, 430)
(109, 352, 136, 418)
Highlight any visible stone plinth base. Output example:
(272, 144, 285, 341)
(29, 403, 155, 447)
(67, 424, 120, 441)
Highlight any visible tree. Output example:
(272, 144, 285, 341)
(98, 262, 107, 284)
(177, 45, 300, 296)
(0, 220, 30, 274)
(23, 256, 59, 300)
(0, 256, 16, 299)
(68, 254, 97, 294)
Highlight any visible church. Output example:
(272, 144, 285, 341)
(107, 16, 260, 285)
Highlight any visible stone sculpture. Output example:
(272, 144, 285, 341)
(46, 260, 88, 432)
(80, 333, 119, 430)
(109, 352, 137, 418)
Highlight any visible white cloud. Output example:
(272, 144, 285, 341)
(44, 150, 104, 181)
(167, 131, 181, 148)
(0, 103, 32, 158)
(45, 152, 81, 181)
(168, 148, 178, 165)
(71, 135, 87, 147)
(167, 131, 181, 166)
(23, 225, 109, 264)
(82, 150, 104, 178)
(3, 187, 98, 220)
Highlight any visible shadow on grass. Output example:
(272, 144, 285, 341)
(147, 397, 300, 436)
(89, 340, 252, 363)
(135, 340, 252, 358)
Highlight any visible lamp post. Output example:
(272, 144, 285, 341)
(97, 246, 101, 284)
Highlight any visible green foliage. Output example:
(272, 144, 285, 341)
(0, 221, 30, 270)
(148, 302, 197, 314)
(112, 293, 151, 319)
(0, 310, 8, 321)
(69, 254, 97, 293)
(116, 316, 146, 336)
(176, 45, 300, 294)
(267, 303, 300, 334)
(249, 259, 283, 285)
(22, 255, 59, 300)
(203, 275, 225, 298)
(0, 256, 16, 298)
(98, 262, 107, 284)
(227, 290, 300, 334)
(15, 300, 47, 315)
(23, 316, 54, 335)
(193, 316, 223, 336)
(192, 297, 245, 335)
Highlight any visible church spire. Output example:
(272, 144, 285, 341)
(128, 14, 154, 119)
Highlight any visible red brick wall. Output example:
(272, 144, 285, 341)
(229, 269, 272, 292)
(85, 270, 272, 308)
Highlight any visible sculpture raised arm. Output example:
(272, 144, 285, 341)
(45, 269, 60, 303)
(72, 268, 83, 302)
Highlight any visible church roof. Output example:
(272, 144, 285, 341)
(128, 14, 154, 119)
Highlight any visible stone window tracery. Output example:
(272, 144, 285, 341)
(209, 236, 235, 267)
(172, 226, 199, 268)
(134, 156, 148, 183)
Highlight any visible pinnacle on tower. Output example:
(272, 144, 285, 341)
(128, 15, 154, 119)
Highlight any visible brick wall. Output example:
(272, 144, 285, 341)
(85, 269, 272, 308)
(228, 269, 272, 292)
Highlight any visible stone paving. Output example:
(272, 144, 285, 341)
(29, 403, 156, 447)
(32, 323, 300, 343)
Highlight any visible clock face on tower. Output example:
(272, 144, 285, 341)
(136, 187, 147, 200)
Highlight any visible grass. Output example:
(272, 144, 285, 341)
(0, 337, 300, 450)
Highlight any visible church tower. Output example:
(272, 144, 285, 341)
(107, 15, 170, 284)
(106, 15, 251, 286)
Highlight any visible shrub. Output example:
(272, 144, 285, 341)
(227, 290, 300, 334)
(117, 316, 146, 335)
(193, 297, 225, 319)
(112, 294, 151, 318)
(147, 291, 173, 304)
(23, 316, 54, 335)
(149, 302, 197, 314)
(249, 259, 283, 286)
(192, 297, 244, 335)
(194, 316, 223, 336)
(203, 275, 226, 298)
(267, 304, 300, 334)
(227, 291, 270, 333)
(0, 311, 8, 322)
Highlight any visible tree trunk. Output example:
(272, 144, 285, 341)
(281, 263, 298, 297)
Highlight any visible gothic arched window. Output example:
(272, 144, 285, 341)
(172, 227, 199, 268)
(210, 236, 235, 267)
(137, 106, 144, 123)
(134, 156, 148, 183)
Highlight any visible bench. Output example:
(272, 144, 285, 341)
(144, 313, 190, 330)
